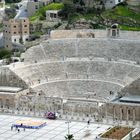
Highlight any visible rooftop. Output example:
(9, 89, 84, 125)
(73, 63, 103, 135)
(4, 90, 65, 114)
(0, 86, 22, 93)
(119, 96, 140, 104)
(46, 10, 61, 14)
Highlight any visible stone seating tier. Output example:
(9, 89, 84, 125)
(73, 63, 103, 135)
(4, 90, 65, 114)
(13, 60, 140, 87)
(24, 38, 140, 64)
(32, 79, 122, 101)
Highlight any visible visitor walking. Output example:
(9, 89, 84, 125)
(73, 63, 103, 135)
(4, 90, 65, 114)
(87, 119, 90, 128)
(11, 126, 13, 131)
(18, 129, 20, 133)
(87, 120, 90, 125)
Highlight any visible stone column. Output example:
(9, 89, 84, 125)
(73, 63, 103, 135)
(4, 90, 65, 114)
(61, 99, 63, 117)
(3, 98, 5, 109)
(120, 107, 122, 123)
(133, 108, 135, 124)
(106, 103, 108, 122)
(126, 107, 129, 125)
(113, 105, 115, 121)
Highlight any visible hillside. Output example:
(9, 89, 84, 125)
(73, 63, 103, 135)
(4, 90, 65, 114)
(30, 3, 64, 21)
(29, 2, 140, 31)
(65, 4, 140, 30)
(102, 5, 140, 31)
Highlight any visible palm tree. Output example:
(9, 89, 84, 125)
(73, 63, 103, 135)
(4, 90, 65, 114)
(65, 134, 74, 140)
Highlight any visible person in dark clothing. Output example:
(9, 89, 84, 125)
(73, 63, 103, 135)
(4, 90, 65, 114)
(11, 126, 13, 131)
(18, 129, 20, 133)
(15, 126, 18, 130)
(87, 120, 90, 125)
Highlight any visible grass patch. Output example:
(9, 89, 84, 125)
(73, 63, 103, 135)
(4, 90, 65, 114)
(30, 2, 64, 21)
(102, 5, 140, 31)
(120, 25, 140, 31)
(103, 5, 140, 21)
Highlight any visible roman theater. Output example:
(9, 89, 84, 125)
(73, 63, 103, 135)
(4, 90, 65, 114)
(0, 28, 140, 126)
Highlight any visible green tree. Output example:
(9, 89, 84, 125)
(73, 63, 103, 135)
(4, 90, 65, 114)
(5, 0, 21, 3)
(5, 5, 17, 19)
(65, 134, 74, 140)
(0, 49, 12, 59)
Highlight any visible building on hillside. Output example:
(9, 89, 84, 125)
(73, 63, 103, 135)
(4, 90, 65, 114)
(107, 23, 120, 38)
(27, 0, 53, 17)
(46, 10, 61, 22)
(104, 0, 124, 9)
(0, 0, 5, 8)
(71, 0, 124, 9)
(3, 18, 30, 50)
(0, 0, 5, 22)
(126, 0, 140, 5)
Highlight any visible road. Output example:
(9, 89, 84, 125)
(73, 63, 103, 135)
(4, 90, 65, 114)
(14, 0, 28, 19)
(0, 32, 4, 48)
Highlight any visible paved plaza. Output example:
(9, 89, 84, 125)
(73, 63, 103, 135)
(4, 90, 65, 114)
(0, 114, 112, 140)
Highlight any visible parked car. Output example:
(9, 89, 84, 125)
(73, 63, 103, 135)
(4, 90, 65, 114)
(44, 112, 56, 120)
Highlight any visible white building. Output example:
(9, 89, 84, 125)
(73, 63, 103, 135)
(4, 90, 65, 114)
(105, 0, 124, 9)
(46, 10, 61, 22)
(3, 18, 30, 50)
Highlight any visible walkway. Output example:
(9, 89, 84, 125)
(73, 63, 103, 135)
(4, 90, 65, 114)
(0, 114, 111, 140)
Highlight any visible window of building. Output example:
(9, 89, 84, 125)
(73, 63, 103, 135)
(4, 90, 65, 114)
(112, 30, 116, 37)
(14, 32, 16, 34)
(35, 5, 38, 9)
(6, 45, 8, 48)
(24, 20, 26, 22)
(13, 25, 16, 28)
(50, 13, 53, 18)
(24, 25, 27, 27)
(54, 14, 57, 18)
(24, 31, 27, 33)
(14, 39, 16, 42)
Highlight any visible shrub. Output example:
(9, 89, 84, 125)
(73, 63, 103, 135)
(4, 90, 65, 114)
(0, 49, 12, 59)
(30, 3, 64, 21)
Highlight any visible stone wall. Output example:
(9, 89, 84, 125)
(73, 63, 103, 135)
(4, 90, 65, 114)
(108, 102, 140, 121)
(121, 77, 140, 96)
(127, 0, 140, 6)
(24, 38, 140, 64)
(50, 30, 107, 39)
(50, 29, 140, 40)
(0, 66, 28, 89)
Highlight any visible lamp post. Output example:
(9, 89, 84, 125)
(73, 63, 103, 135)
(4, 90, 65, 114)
(65, 121, 71, 135)
(65, 120, 74, 140)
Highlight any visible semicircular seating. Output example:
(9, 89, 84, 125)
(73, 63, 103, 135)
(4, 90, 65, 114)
(11, 38, 140, 100)
(13, 60, 140, 86)
(32, 79, 122, 100)
(24, 38, 140, 64)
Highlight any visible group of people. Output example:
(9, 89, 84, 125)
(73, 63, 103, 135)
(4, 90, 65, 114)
(11, 123, 26, 133)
